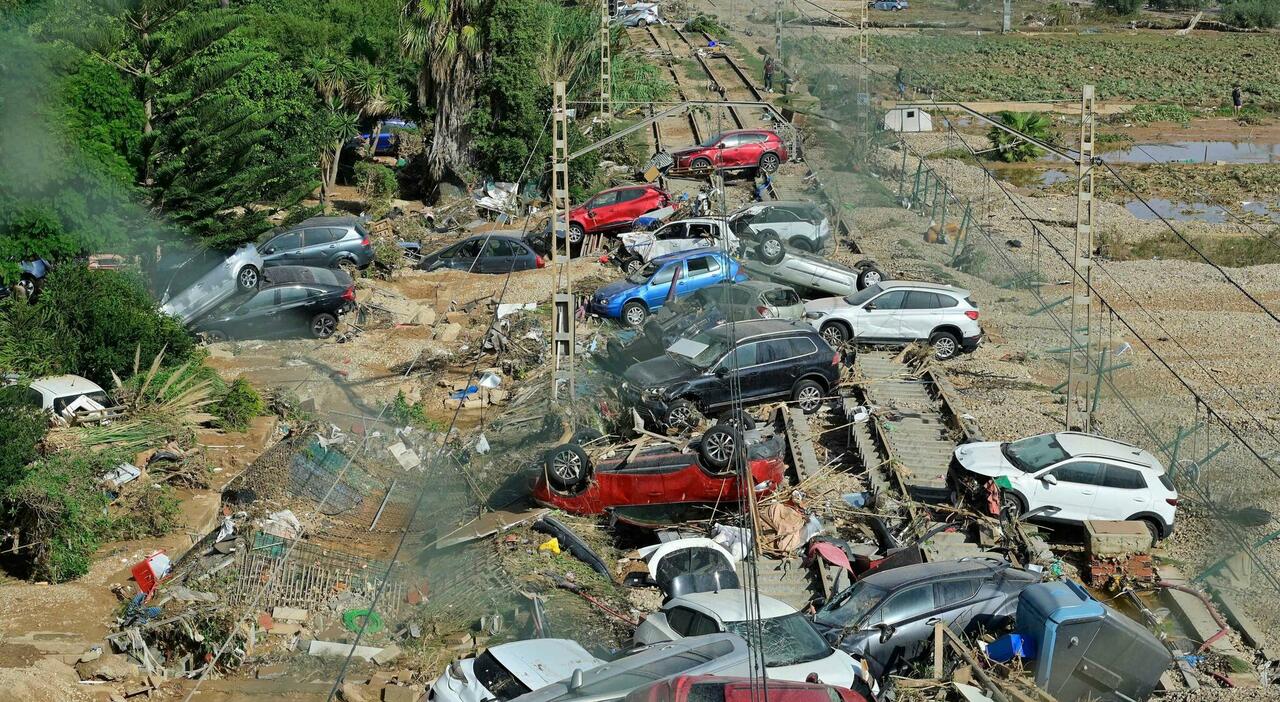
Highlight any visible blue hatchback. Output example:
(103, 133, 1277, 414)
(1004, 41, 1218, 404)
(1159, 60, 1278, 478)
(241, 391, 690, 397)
(591, 249, 747, 327)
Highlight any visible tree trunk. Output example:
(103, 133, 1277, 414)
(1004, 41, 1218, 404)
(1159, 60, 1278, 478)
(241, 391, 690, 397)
(329, 141, 343, 187)
(366, 120, 383, 159)
(420, 51, 478, 186)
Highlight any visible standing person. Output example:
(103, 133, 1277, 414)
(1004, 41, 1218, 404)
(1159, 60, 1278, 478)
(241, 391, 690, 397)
(763, 56, 775, 93)
(896, 67, 908, 99)
(1232, 84, 1244, 119)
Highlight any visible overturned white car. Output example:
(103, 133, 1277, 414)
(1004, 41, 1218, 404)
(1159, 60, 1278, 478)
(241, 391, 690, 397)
(615, 218, 741, 275)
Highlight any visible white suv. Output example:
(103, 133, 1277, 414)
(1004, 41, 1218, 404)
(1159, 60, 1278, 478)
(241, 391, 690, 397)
(802, 281, 982, 360)
(950, 431, 1178, 543)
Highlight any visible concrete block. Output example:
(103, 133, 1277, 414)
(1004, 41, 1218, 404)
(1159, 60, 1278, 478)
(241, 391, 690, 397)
(435, 322, 463, 342)
(372, 644, 402, 665)
(269, 623, 303, 637)
(341, 682, 373, 702)
(444, 311, 469, 325)
(273, 606, 309, 623)
(308, 640, 384, 661)
(1085, 520, 1151, 557)
(383, 686, 421, 702)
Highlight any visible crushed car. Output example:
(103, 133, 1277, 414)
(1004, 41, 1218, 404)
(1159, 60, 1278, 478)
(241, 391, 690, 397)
(591, 250, 746, 327)
(741, 247, 885, 297)
(613, 218, 741, 276)
(159, 244, 264, 325)
(613, 2, 662, 26)
(191, 265, 356, 341)
(428, 639, 605, 702)
(729, 201, 832, 254)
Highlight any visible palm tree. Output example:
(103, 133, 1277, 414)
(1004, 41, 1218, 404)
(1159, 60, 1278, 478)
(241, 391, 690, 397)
(402, 0, 492, 185)
(988, 111, 1052, 163)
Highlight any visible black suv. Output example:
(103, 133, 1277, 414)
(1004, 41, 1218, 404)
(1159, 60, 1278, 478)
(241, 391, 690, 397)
(621, 319, 841, 429)
(192, 265, 355, 341)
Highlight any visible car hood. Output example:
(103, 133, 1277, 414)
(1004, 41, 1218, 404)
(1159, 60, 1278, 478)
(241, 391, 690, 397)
(595, 279, 641, 300)
(953, 441, 1018, 477)
(624, 355, 696, 388)
(428, 659, 489, 702)
(671, 147, 702, 159)
(803, 296, 850, 314)
(768, 650, 861, 690)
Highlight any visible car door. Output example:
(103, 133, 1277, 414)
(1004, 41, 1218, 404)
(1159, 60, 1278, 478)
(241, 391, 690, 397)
(686, 221, 717, 246)
(854, 290, 906, 341)
(449, 238, 484, 271)
(612, 187, 650, 228)
(302, 228, 341, 265)
(707, 341, 761, 409)
(271, 285, 318, 333)
(714, 134, 741, 168)
(933, 578, 985, 633)
(898, 291, 942, 341)
(1031, 461, 1105, 522)
(643, 262, 680, 308)
(758, 337, 815, 400)
(680, 255, 723, 298)
(584, 190, 622, 232)
(477, 237, 509, 273)
(865, 583, 938, 673)
(232, 288, 281, 337)
(1094, 463, 1151, 520)
(262, 231, 303, 265)
(735, 133, 766, 168)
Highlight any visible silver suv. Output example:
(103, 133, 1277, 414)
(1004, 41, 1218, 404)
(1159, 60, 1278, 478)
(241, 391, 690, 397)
(741, 249, 886, 297)
(259, 216, 375, 273)
(803, 280, 982, 360)
(729, 200, 831, 254)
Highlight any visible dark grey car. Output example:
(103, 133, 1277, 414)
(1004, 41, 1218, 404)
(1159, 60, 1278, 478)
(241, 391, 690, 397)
(811, 558, 1041, 678)
(419, 234, 544, 274)
(259, 216, 375, 272)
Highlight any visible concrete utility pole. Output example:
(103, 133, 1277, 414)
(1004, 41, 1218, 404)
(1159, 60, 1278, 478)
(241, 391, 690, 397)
(855, 0, 870, 161)
(600, 0, 612, 120)
(774, 0, 783, 67)
(1066, 84, 1096, 431)
(1002, 0, 1012, 33)
(550, 81, 576, 403)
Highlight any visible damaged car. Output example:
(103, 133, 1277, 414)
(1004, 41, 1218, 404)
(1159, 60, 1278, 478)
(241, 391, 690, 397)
(625, 675, 868, 702)
(591, 250, 746, 328)
(950, 431, 1178, 543)
(741, 248, 885, 297)
(614, 218, 741, 276)
(159, 244, 264, 325)
(428, 639, 605, 702)
(730, 201, 832, 255)
(802, 281, 983, 360)
(811, 558, 1042, 679)
(192, 265, 355, 341)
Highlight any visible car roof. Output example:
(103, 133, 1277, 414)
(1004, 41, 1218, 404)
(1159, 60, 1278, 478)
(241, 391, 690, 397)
(858, 558, 1012, 589)
(1054, 432, 1159, 468)
(720, 129, 775, 136)
(651, 249, 727, 264)
(876, 280, 970, 297)
(669, 588, 796, 621)
(293, 215, 364, 228)
(733, 200, 820, 212)
(704, 318, 814, 341)
(263, 265, 346, 288)
(28, 374, 105, 395)
(468, 232, 527, 243)
(598, 183, 658, 194)
(488, 639, 602, 687)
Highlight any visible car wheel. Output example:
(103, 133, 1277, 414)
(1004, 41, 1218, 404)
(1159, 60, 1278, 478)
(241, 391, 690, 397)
(310, 312, 338, 339)
(572, 427, 604, 445)
(543, 443, 592, 492)
(691, 157, 712, 170)
(1000, 490, 1025, 521)
(718, 409, 757, 430)
(665, 399, 701, 432)
(624, 258, 644, 276)
(622, 300, 648, 327)
(698, 423, 739, 471)
(756, 230, 785, 265)
(1139, 518, 1161, 547)
(929, 330, 961, 360)
(758, 152, 781, 173)
(791, 379, 825, 414)
(204, 329, 229, 343)
(820, 322, 850, 348)
(18, 274, 38, 300)
(569, 223, 585, 244)
(789, 238, 813, 253)
(237, 265, 260, 290)
(638, 18, 648, 27)
(856, 264, 885, 290)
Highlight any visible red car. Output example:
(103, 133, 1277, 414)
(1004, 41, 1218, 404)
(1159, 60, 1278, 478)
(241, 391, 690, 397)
(531, 429, 785, 516)
(673, 129, 789, 173)
(627, 675, 868, 702)
(566, 184, 672, 244)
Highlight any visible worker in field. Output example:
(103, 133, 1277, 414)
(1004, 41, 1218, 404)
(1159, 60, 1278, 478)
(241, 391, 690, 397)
(1232, 84, 1244, 119)
(763, 56, 776, 92)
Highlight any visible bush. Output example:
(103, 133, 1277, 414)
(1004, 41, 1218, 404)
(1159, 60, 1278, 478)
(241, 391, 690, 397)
(4, 449, 117, 582)
(389, 390, 443, 431)
(355, 162, 399, 218)
(0, 388, 48, 489)
(1221, 0, 1279, 27)
(1149, 0, 1207, 8)
(1096, 0, 1141, 13)
(212, 377, 265, 432)
(1125, 103, 1195, 124)
(110, 483, 182, 541)
(7, 266, 195, 387)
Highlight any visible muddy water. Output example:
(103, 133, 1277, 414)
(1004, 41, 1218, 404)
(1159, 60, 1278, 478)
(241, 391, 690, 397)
(1102, 141, 1280, 164)
(1123, 198, 1280, 224)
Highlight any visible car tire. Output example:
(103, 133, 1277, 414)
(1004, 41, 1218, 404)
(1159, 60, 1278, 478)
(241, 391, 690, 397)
(698, 423, 740, 471)
(310, 312, 338, 339)
(999, 490, 1025, 521)
(204, 329, 229, 343)
(718, 409, 757, 430)
(569, 223, 585, 244)
(691, 157, 712, 170)
(638, 18, 648, 27)
(237, 265, 260, 290)
(756, 230, 785, 265)
(791, 379, 825, 414)
(572, 427, 604, 445)
(622, 300, 648, 328)
(758, 152, 781, 173)
(929, 330, 961, 360)
(820, 321, 850, 348)
(624, 258, 644, 276)
(18, 274, 38, 300)
(665, 399, 701, 432)
(856, 264, 885, 290)
(1139, 518, 1161, 547)
(543, 443, 592, 492)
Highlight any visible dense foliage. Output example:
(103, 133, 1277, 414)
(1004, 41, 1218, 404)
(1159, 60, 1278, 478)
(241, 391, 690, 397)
(1221, 0, 1280, 27)
(989, 112, 1051, 163)
(213, 377, 267, 432)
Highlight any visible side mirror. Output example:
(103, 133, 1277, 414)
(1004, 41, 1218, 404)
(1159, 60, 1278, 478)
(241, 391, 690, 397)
(569, 669, 585, 692)
(877, 623, 896, 644)
(717, 142, 727, 149)
(715, 367, 729, 378)
(263, 247, 275, 254)
(1041, 473, 1059, 486)
(863, 302, 876, 311)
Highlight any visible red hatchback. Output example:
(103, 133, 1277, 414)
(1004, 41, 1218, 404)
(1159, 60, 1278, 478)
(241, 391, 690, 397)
(531, 432, 785, 517)
(673, 130, 789, 173)
(567, 184, 672, 244)
(627, 675, 868, 702)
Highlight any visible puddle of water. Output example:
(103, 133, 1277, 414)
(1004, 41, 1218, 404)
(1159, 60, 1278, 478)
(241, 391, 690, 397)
(1101, 141, 1280, 164)
(1124, 198, 1280, 223)
(988, 165, 1071, 188)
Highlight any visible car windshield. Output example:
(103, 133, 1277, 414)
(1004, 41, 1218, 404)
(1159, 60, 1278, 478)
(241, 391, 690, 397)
(472, 650, 533, 701)
(698, 133, 723, 148)
(668, 332, 729, 370)
(844, 283, 882, 306)
(723, 614, 832, 668)
(628, 261, 662, 284)
(813, 582, 889, 629)
(1003, 434, 1070, 473)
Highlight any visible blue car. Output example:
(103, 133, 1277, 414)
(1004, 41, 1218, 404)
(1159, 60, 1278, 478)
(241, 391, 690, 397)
(355, 118, 417, 155)
(590, 249, 747, 327)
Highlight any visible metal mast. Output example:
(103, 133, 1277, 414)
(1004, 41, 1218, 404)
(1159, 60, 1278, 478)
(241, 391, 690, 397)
(600, 0, 611, 120)
(1067, 84, 1096, 431)
(550, 81, 576, 402)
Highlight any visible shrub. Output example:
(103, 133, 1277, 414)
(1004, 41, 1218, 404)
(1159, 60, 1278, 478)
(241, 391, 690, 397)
(389, 390, 443, 431)
(1221, 0, 1279, 27)
(0, 388, 48, 489)
(1125, 103, 1195, 124)
(212, 377, 265, 432)
(1096, 0, 1141, 14)
(355, 162, 399, 218)
(110, 483, 182, 541)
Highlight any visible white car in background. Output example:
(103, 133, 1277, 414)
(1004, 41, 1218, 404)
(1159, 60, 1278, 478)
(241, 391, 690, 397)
(632, 589, 878, 696)
(730, 201, 832, 256)
(429, 639, 604, 702)
(802, 280, 982, 360)
(9, 374, 112, 424)
(950, 431, 1179, 544)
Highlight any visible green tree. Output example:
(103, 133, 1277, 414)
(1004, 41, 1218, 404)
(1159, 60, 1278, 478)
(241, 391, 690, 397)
(988, 111, 1052, 163)
(1221, 0, 1279, 27)
(1096, 0, 1142, 14)
(0, 390, 48, 490)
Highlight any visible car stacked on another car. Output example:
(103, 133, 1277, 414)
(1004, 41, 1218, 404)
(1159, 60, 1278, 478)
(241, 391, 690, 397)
(741, 248, 885, 297)
(160, 244, 265, 325)
(729, 201, 832, 254)
(672, 130, 789, 174)
(192, 265, 355, 341)
(591, 249, 746, 327)
(950, 431, 1178, 543)
(554, 184, 673, 245)
(258, 216, 375, 273)
(621, 319, 840, 429)
(802, 280, 982, 360)
(428, 639, 605, 702)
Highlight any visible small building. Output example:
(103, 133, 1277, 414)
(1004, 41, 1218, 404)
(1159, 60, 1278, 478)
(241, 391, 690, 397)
(883, 106, 933, 133)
